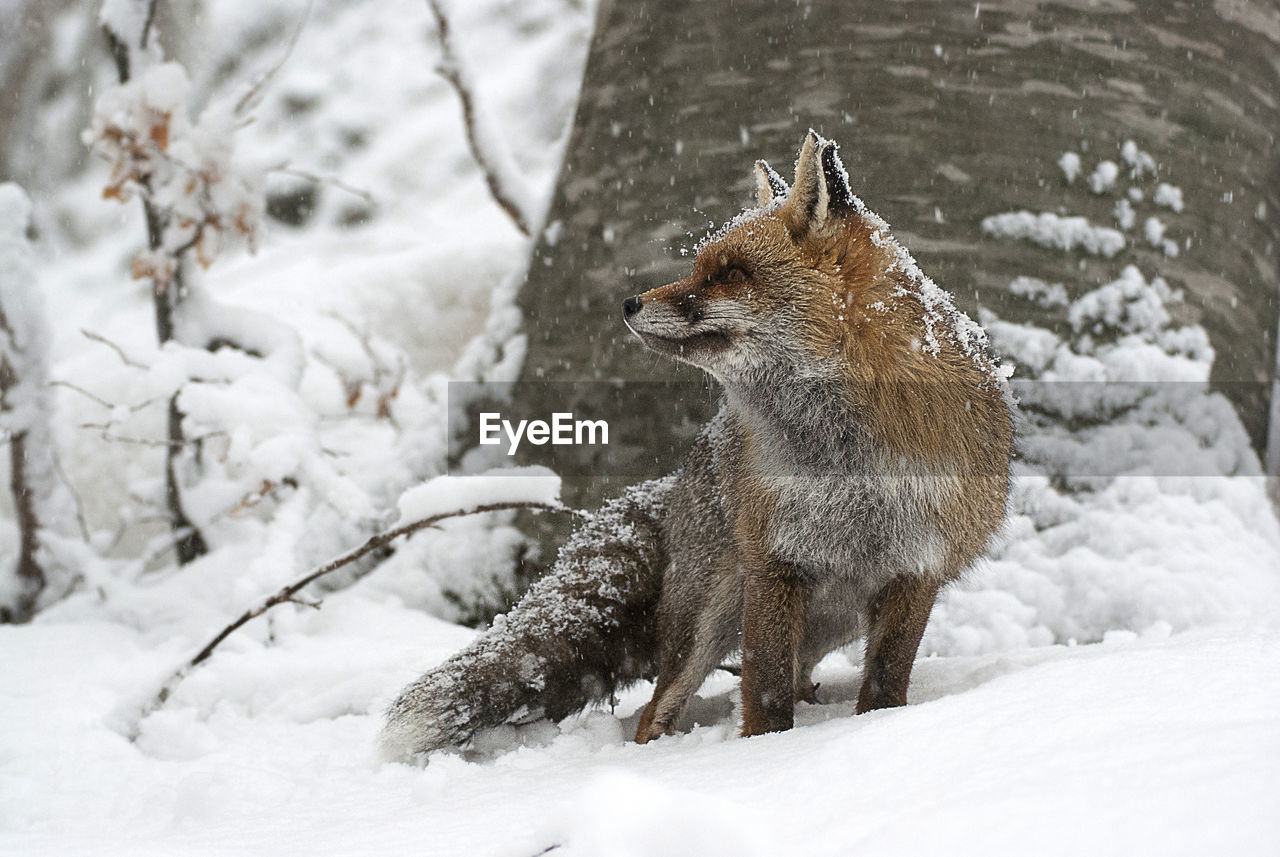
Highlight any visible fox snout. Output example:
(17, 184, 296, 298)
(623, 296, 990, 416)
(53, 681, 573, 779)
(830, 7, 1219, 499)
(623, 279, 762, 377)
(623, 287, 716, 347)
(622, 291, 702, 328)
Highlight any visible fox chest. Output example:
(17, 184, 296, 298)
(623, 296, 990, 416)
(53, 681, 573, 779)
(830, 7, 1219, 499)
(755, 467, 949, 585)
(721, 397, 953, 583)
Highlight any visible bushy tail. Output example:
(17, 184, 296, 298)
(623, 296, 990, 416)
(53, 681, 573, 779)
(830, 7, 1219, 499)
(379, 476, 674, 760)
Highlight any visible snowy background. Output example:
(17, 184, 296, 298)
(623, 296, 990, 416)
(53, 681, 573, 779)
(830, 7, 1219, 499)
(1, 1, 1278, 855)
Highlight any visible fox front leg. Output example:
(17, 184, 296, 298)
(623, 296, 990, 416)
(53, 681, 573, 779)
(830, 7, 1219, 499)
(856, 574, 940, 713)
(635, 646, 725, 744)
(740, 557, 805, 737)
(635, 563, 742, 744)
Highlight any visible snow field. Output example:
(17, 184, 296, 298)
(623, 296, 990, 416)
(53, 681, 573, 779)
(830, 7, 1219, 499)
(3, 612, 1277, 857)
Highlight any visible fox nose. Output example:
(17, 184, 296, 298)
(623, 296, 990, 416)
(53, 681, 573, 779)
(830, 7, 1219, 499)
(622, 296, 643, 318)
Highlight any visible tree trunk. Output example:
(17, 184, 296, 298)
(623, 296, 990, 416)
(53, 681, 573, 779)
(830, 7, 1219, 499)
(513, 0, 1279, 512)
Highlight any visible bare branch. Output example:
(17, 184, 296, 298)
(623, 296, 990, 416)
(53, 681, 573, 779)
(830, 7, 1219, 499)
(234, 0, 313, 116)
(81, 423, 226, 449)
(51, 451, 92, 544)
(137, 524, 200, 572)
(269, 165, 376, 207)
(140, 499, 583, 719)
(80, 329, 148, 369)
(101, 0, 161, 82)
(426, 0, 532, 237)
(139, 0, 160, 50)
(195, 477, 299, 530)
(50, 380, 159, 413)
(49, 380, 115, 410)
(103, 26, 131, 83)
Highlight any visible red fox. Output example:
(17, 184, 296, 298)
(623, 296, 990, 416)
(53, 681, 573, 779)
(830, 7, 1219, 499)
(381, 131, 1013, 758)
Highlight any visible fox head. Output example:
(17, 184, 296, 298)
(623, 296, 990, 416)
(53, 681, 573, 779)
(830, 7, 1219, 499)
(623, 132, 1010, 486)
(623, 130, 910, 384)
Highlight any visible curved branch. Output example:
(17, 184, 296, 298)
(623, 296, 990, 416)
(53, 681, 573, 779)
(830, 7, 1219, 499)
(427, 0, 533, 237)
(234, 0, 313, 116)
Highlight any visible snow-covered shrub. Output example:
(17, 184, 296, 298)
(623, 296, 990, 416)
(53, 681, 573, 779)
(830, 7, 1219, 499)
(85, 62, 262, 286)
(0, 0, 584, 654)
(70, 39, 544, 625)
(76, 49, 417, 588)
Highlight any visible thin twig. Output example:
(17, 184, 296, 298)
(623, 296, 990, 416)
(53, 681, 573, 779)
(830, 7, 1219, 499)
(188, 477, 299, 534)
(49, 380, 115, 410)
(270, 165, 376, 206)
(81, 424, 226, 449)
(49, 380, 159, 413)
(81, 329, 148, 369)
(141, 499, 583, 718)
(426, 0, 532, 237)
(51, 451, 92, 543)
(137, 524, 200, 572)
(234, 0, 314, 116)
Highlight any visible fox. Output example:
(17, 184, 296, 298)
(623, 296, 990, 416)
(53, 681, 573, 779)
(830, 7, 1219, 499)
(380, 131, 1013, 759)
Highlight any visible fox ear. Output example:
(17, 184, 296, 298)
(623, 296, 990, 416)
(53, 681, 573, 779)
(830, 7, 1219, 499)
(784, 130, 856, 238)
(784, 130, 832, 237)
(754, 159, 789, 207)
(819, 140, 857, 213)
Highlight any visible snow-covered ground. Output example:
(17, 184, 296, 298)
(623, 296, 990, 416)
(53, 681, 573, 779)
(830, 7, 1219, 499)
(4, 616, 1278, 857)
(2, 1, 1279, 855)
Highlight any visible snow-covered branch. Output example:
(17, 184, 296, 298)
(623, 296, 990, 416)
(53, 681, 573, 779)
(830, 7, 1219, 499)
(86, 30, 266, 565)
(85, 63, 263, 271)
(100, 0, 160, 82)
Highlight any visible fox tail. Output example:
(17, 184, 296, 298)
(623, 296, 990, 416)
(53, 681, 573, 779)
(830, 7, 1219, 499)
(379, 476, 672, 760)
